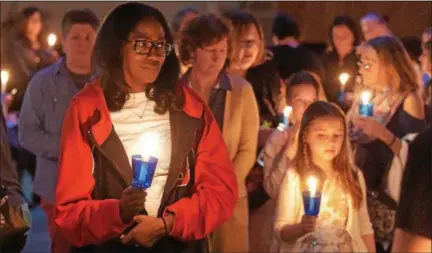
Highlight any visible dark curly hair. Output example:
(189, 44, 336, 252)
(92, 2, 181, 114)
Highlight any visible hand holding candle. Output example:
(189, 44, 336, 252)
(359, 90, 373, 117)
(119, 187, 147, 224)
(123, 132, 160, 235)
(302, 176, 321, 216)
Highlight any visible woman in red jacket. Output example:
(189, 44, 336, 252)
(53, 3, 237, 253)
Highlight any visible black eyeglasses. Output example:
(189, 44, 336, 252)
(128, 39, 173, 56)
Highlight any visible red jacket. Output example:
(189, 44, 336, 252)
(54, 80, 237, 249)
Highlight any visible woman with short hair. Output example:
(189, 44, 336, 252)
(179, 14, 259, 253)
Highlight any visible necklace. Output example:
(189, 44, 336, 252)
(130, 99, 150, 119)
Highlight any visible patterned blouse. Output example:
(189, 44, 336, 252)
(298, 178, 355, 252)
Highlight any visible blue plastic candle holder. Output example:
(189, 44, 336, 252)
(359, 103, 373, 117)
(131, 155, 158, 189)
(302, 191, 322, 216)
(338, 90, 345, 104)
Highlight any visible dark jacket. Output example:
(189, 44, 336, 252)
(53, 80, 238, 252)
(270, 44, 323, 81)
(0, 104, 28, 252)
(0, 105, 24, 205)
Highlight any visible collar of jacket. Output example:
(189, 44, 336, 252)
(75, 78, 204, 146)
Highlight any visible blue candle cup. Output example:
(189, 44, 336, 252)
(302, 191, 322, 216)
(338, 90, 345, 104)
(131, 155, 158, 189)
(359, 103, 373, 117)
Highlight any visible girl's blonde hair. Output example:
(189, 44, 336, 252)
(361, 36, 420, 93)
(294, 101, 362, 209)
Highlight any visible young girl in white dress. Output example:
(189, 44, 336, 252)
(274, 101, 376, 252)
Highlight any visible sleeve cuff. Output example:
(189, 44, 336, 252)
(103, 199, 131, 234)
(164, 206, 181, 239)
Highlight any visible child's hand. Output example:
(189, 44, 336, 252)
(300, 214, 316, 233)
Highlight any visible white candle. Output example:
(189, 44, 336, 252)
(307, 176, 318, 197)
(134, 132, 160, 161)
(1, 70, 9, 93)
(47, 33, 57, 47)
(283, 106, 292, 125)
(360, 90, 372, 105)
(338, 73, 350, 90)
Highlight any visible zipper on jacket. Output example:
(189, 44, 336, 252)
(87, 130, 129, 188)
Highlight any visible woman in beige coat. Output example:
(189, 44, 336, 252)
(178, 14, 259, 252)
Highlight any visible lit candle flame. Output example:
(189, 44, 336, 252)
(361, 91, 372, 105)
(339, 73, 350, 87)
(283, 106, 292, 117)
(1, 70, 9, 92)
(133, 132, 160, 161)
(307, 176, 318, 197)
(47, 33, 57, 47)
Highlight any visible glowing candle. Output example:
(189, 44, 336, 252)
(131, 132, 160, 189)
(302, 176, 321, 216)
(338, 73, 350, 103)
(282, 106, 292, 127)
(47, 33, 57, 47)
(359, 90, 373, 117)
(339, 73, 350, 89)
(1, 70, 9, 93)
(308, 177, 317, 197)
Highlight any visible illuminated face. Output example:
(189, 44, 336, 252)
(123, 18, 169, 87)
(306, 116, 344, 162)
(288, 84, 318, 125)
(358, 45, 387, 89)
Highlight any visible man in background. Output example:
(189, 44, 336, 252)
(270, 13, 322, 82)
(18, 9, 99, 252)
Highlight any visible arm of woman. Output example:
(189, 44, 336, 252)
(379, 91, 425, 154)
(357, 171, 376, 252)
(231, 83, 260, 195)
(274, 170, 305, 242)
(163, 105, 237, 241)
(263, 130, 289, 198)
(54, 100, 129, 247)
(392, 229, 431, 252)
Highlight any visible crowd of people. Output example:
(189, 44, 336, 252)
(0, 2, 431, 253)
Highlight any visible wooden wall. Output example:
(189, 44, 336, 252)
(278, 1, 432, 43)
